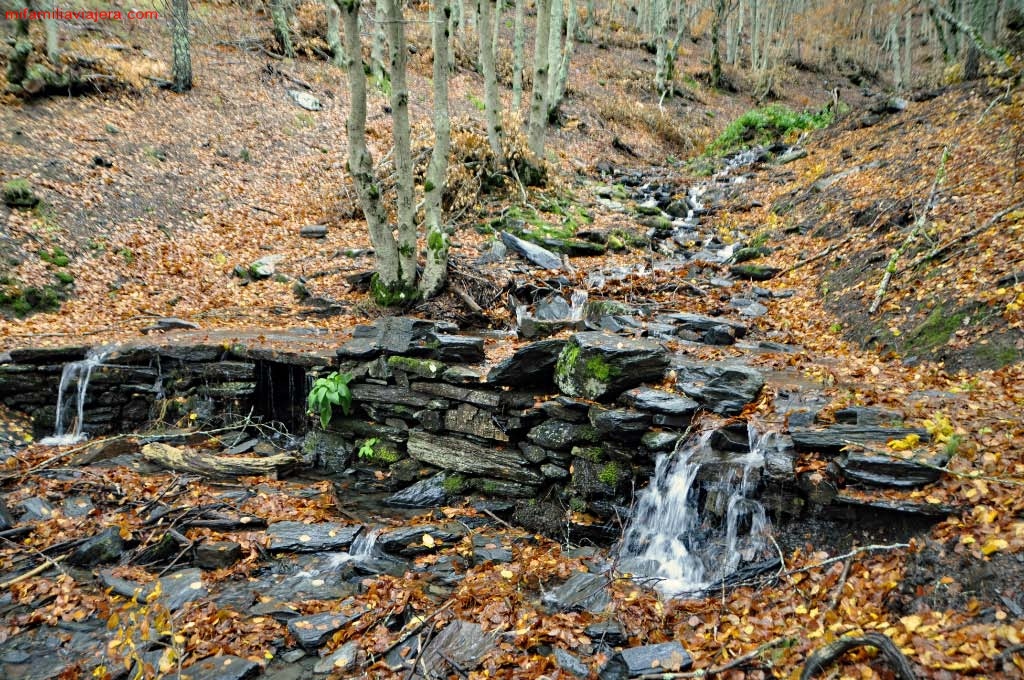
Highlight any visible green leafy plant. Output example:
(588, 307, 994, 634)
(307, 371, 354, 428)
(358, 437, 380, 459)
(705, 105, 833, 157)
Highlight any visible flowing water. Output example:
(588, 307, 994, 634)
(40, 348, 109, 446)
(617, 424, 774, 596)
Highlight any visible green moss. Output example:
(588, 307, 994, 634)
(555, 343, 581, 382)
(905, 306, 964, 356)
(481, 480, 499, 494)
(39, 246, 69, 267)
(3, 178, 38, 208)
(598, 461, 622, 486)
(387, 355, 445, 378)
(370, 273, 421, 307)
(634, 204, 662, 216)
(0, 282, 63, 317)
(442, 474, 467, 494)
(568, 496, 587, 513)
(573, 446, 603, 463)
(362, 440, 401, 465)
(972, 342, 1021, 368)
(584, 355, 618, 382)
(427, 230, 445, 251)
(607, 234, 625, 251)
(705, 104, 834, 157)
(54, 271, 74, 285)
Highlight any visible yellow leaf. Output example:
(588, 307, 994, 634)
(422, 534, 435, 548)
(500, 569, 514, 579)
(888, 434, 920, 451)
(981, 538, 1008, 555)
(900, 614, 922, 633)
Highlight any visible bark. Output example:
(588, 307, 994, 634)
(549, 0, 576, 114)
(929, 0, 1005, 64)
(271, 0, 294, 57)
(546, 0, 563, 106)
(476, 0, 505, 163)
(383, 0, 417, 286)
(421, 0, 452, 298)
(371, 0, 388, 83)
(141, 443, 296, 477)
(654, 0, 671, 93)
(710, 0, 725, 89)
(4, 0, 31, 88)
(527, 0, 552, 158)
(511, 0, 526, 111)
(325, 0, 344, 67)
(171, 0, 192, 92)
(43, 0, 58, 62)
(338, 0, 401, 287)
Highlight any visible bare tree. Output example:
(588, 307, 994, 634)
(476, 0, 505, 162)
(528, 0, 552, 157)
(171, 0, 192, 92)
(271, 0, 294, 57)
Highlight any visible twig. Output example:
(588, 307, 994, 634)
(785, 543, 910, 577)
(636, 637, 793, 678)
(479, 507, 515, 531)
(823, 559, 852, 615)
(375, 598, 456, 664)
(0, 554, 68, 589)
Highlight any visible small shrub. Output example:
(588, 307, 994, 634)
(704, 104, 833, 156)
(39, 246, 69, 267)
(3, 178, 38, 208)
(307, 371, 354, 428)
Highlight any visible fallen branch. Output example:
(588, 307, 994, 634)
(785, 543, 910, 577)
(801, 632, 916, 679)
(636, 637, 794, 678)
(907, 199, 1024, 270)
(0, 554, 68, 589)
(140, 443, 296, 478)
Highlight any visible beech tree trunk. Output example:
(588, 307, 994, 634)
(476, 0, 505, 163)
(371, 0, 388, 84)
(271, 0, 294, 57)
(527, 0, 552, 158)
(421, 0, 452, 297)
(511, 0, 526, 111)
(325, 0, 344, 67)
(549, 0, 576, 115)
(171, 0, 192, 92)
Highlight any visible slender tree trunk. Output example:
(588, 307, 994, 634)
(549, 0, 575, 114)
(546, 0, 564, 108)
(511, 0, 526, 110)
(710, 0, 725, 89)
(371, 0, 388, 83)
(528, 0, 552, 158)
(654, 0, 671, 93)
(43, 0, 59, 62)
(338, 0, 401, 289)
(421, 0, 452, 298)
(271, 0, 294, 57)
(325, 0, 345, 66)
(903, 10, 912, 89)
(171, 0, 192, 92)
(477, 0, 506, 163)
(5, 0, 31, 89)
(383, 0, 417, 286)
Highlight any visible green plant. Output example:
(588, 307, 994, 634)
(39, 246, 69, 267)
(307, 371, 354, 428)
(119, 248, 135, 264)
(2, 178, 38, 208)
(705, 105, 833, 157)
(54, 271, 74, 285)
(441, 474, 467, 494)
(468, 94, 486, 111)
(358, 437, 380, 459)
(598, 461, 622, 486)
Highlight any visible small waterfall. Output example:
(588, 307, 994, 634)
(40, 348, 108, 446)
(348, 528, 380, 559)
(617, 424, 774, 596)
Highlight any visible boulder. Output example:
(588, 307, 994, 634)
(487, 339, 566, 387)
(588, 407, 651, 440)
(555, 332, 669, 401)
(385, 473, 450, 508)
(527, 419, 599, 451)
(500, 231, 563, 270)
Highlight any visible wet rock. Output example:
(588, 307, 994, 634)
(538, 396, 591, 423)
(314, 641, 359, 674)
(541, 463, 569, 479)
(838, 450, 949, 488)
(555, 332, 669, 401)
(500, 231, 563, 270)
(703, 324, 737, 345)
(527, 419, 599, 451)
(619, 387, 699, 419)
(487, 338, 566, 387)
(472, 536, 513, 564)
(512, 500, 565, 537)
(674, 360, 765, 415)
(287, 89, 321, 111)
(790, 425, 929, 453)
(350, 383, 439, 409)
(385, 473, 450, 508)
(412, 381, 500, 408)
(408, 431, 542, 484)
(759, 432, 797, 482)
(543, 572, 611, 614)
(420, 553, 465, 587)
(641, 430, 679, 452)
(586, 620, 627, 646)
(387, 355, 445, 379)
(299, 224, 328, 239)
(266, 521, 362, 553)
(301, 429, 352, 472)
(444, 403, 509, 441)
(0, 499, 14, 530)
(570, 458, 618, 499)
(602, 641, 693, 678)
(159, 568, 208, 611)
(729, 264, 780, 281)
(336, 317, 458, 360)
(68, 527, 124, 567)
(659, 312, 748, 339)
(17, 497, 55, 522)
(470, 477, 539, 498)
(441, 366, 482, 383)
(288, 608, 361, 651)
(195, 540, 242, 570)
(520, 442, 549, 463)
(61, 495, 94, 518)
(378, 523, 466, 557)
(409, 620, 495, 679)
(429, 334, 485, 363)
(554, 648, 590, 677)
(141, 317, 201, 334)
(181, 655, 261, 680)
(710, 422, 750, 452)
(833, 406, 903, 426)
(588, 406, 650, 440)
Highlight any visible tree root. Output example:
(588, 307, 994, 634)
(801, 632, 916, 679)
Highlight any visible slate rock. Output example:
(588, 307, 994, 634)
(17, 497, 55, 522)
(838, 450, 949, 488)
(288, 609, 361, 650)
(407, 431, 542, 484)
(703, 324, 737, 345)
(378, 523, 466, 557)
(487, 339, 566, 387)
(500, 231, 563, 270)
(266, 521, 362, 553)
(68, 527, 124, 567)
(385, 473, 450, 508)
(554, 648, 590, 677)
(249, 255, 283, 279)
(619, 387, 699, 418)
(729, 264, 780, 281)
(299, 224, 328, 239)
(602, 641, 693, 678)
(674, 360, 765, 415)
(588, 406, 651, 440)
(659, 312, 748, 339)
(181, 655, 261, 680)
(541, 463, 569, 479)
(314, 641, 359, 674)
(159, 568, 208, 611)
(527, 419, 599, 451)
(538, 395, 591, 423)
(586, 620, 627, 646)
(790, 425, 929, 453)
(555, 332, 669, 401)
(429, 334, 485, 363)
(411, 620, 495, 678)
(543, 572, 611, 614)
(641, 430, 679, 452)
(0, 498, 14, 530)
(287, 89, 321, 111)
(195, 540, 243, 570)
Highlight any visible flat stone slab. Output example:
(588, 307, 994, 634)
(659, 312, 747, 339)
(673, 359, 765, 415)
(181, 655, 261, 680)
(287, 608, 362, 650)
(790, 425, 930, 453)
(555, 332, 669, 401)
(412, 620, 495, 679)
(838, 450, 949, 488)
(543, 572, 610, 614)
(159, 568, 208, 612)
(613, 641, 693, 676)
(314, 640, 359, 674)
(378, 523, 467, 557)
(500, 231, 563, 270)
(266, 521, 362, 553)
(487, 338, 566, 387)
(619, 387, 699, 418)
(407, 431, 543, 485)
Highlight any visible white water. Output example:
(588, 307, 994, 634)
(617, 424, 774, 596)
(40, 348, 109, 446)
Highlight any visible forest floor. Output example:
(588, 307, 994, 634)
(1, 2, 1023, 678)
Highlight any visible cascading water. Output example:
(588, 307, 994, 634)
(40, 348, 109, 446)
(617, 424, 774, 596)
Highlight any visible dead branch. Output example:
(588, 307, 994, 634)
(908, 199, 1024, 270)
(801, 632, 916, 679)
(141, 443, 296, 477)
(785, 543, 910, 577)
(0, 554, 68, 589)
